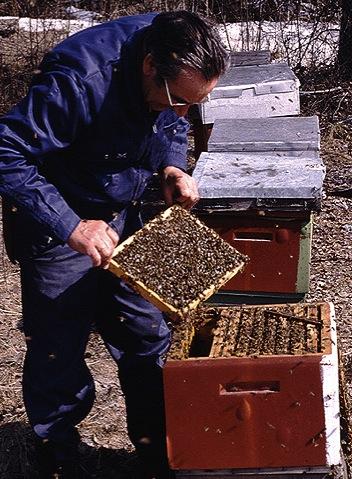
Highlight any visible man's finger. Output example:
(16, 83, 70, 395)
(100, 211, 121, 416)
(163, 187, 174, 206)
(106, 226, 119, 245)
(175, 190, 198, 205)
(178, 180, 198, 200)
(86, 246, 102, 267)
(176, 194, 199, 210)
(97, 241, 115, 263)
(100, 235, 115, 252)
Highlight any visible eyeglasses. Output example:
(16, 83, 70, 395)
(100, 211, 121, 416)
(163, 77, 210, 107)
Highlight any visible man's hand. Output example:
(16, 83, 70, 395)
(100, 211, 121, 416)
(161, 166, 199, 209)
(67, 220, 119, 268)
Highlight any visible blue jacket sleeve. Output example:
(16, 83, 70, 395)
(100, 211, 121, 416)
(0, 70, 90, 242)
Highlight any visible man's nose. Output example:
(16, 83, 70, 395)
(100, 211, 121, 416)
(173, 105, 191, 117)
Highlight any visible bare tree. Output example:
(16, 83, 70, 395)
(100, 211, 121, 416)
(338, 0, 352, 77)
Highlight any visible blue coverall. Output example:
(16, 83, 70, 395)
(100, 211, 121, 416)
(0, 13, 189, 474)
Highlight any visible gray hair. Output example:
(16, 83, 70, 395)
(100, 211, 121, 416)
(144, 11, 229, 84)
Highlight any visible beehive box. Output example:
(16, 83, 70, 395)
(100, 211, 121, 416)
(191, 52, 272, 157)
(208, 116, 320, 156)
(197, 212, 312, 298)
(191, 145, 324, 299)
(108, 205, 248, 318)
(199, 63, 300, 124)
(164, 303, 340, 473)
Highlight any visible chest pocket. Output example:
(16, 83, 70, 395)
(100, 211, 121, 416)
(95, 166, 153, 204)
(148, 113, 189, 170)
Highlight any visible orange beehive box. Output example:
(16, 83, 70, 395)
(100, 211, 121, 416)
(164, 302, 340, 472)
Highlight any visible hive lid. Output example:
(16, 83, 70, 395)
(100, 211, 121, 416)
(208, 116, 320, 153)
(192, 152, 325, 211)
(210, 63, 299, 99)
(230, 49, 271, 66)
(108, 205, 248, 319)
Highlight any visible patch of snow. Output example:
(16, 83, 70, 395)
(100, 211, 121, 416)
(0, 16, 18, 22)
(0, 15, 340, 68)
(17, 16, 99, 34)
(219, 21, 340, 68)
(65, 6, 103, 22)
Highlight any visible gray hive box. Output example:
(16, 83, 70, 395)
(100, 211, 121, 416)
(199, 63, 300, 124)
(192, 152, 325, 212)
(230, 50, 271, 66)
(208, 116, 320, 155)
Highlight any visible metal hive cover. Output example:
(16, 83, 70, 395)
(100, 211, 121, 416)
(211, 63, 299, 99)
(208, 116, 320, 153)
(193, 152, 325, 210)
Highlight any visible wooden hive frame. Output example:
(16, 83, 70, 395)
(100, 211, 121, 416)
(108, 205, 248, 318)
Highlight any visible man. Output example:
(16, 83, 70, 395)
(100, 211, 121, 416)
(0, 10, 228, 478)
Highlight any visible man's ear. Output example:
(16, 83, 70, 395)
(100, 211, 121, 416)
(142, 53, 157, 77)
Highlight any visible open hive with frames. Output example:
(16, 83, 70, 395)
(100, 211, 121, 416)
(168, 302, 330, 360)
(164, 302, 340, 472)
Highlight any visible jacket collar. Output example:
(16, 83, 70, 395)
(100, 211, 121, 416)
(117, 26, 151, 122)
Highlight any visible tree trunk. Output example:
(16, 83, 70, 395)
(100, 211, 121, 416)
(338, 0, 352, 78)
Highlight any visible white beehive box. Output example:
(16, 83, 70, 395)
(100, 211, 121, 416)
(199, 63, 300, 124)
(208, 116, 320, 156)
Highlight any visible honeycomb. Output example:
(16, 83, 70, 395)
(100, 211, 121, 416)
(109, 205, 248, 318)
(168, 303, 329, 360)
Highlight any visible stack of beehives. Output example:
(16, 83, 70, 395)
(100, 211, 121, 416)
(108, 51, 343, 478)
(165, 52, 340, 478)
(192, 52, 325, 305)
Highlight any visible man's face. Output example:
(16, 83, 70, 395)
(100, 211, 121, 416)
(142, 54, 219, 117)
